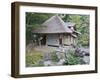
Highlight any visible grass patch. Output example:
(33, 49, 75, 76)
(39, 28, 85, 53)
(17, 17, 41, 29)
(26, 49, 43, 67)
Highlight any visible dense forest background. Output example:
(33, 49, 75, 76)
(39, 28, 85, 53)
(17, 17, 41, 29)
(26, 12, 89, 47)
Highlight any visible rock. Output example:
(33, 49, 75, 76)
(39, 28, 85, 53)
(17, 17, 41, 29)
(85, 52, 90, 56)
(43, 53, 51, 61)
(75, 47, 89, 57)
(43, 60, 53, 66)
(55, 46, 68, 59)
(82, 56, 90, 64)
(38, 60, 44, 65)
(57, 59, 65, 65)
(43, 53, 54, 66)
(56, 51, 65, 60)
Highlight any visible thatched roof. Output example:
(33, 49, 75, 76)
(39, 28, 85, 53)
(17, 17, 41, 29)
(32, 15, 79, 35)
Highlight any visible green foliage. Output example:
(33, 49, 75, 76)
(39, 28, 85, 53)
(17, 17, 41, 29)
(62, 15, 70, 22)
(50, 52, 59, 62)
(78, 33, 89, 46)
(26, 25, 33, 44)
(26, 13, 54, 45)
(26, 50, 43, 67)
(26, 12, 54, 25)
(62, 14, 89, 47)
(65, 50, 81, 65)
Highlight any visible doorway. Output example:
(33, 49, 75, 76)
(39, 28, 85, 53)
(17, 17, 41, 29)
(41, 35, 46, 45)
(59, 35, 62, 45)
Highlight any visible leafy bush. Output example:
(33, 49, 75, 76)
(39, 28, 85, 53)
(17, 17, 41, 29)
(50, 52, 59, 62)
(65, 50, 81, 65)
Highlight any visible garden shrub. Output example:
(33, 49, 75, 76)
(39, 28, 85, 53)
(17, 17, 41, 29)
(65, 50, 81, 65)
(50, 51, 59, 62)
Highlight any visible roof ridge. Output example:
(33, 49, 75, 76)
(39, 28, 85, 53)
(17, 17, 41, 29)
(33, 15, 74, 34)
(42, 15, 56, 25)
(54, 15, 66, 32)
(42, 15, 67, 33)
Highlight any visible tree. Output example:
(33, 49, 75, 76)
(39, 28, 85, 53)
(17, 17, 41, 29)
(62, 14, 89, 46)
(26, 12, 54, 45)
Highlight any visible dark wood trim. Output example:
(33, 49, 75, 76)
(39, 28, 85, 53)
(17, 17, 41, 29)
(11, 3, 16, 77)
(95, 7, 98, 73)
(11, 2, 98, 78)
(47, 45, 59, 47)
(13, 1, 97, 10)
(11, 2, 20, 77)
(13, 70, 97, 78)
(64, 44, 71, 46)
